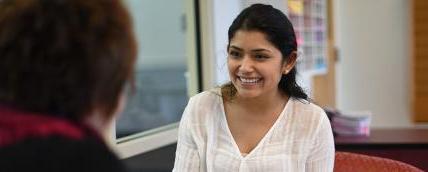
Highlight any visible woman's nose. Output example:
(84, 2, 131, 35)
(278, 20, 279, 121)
(239, 56, 255, 72)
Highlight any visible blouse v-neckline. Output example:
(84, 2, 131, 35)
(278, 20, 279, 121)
(218, 91, 291, 160)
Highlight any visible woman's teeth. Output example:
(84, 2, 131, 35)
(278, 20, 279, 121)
(239, 77, 260, 83)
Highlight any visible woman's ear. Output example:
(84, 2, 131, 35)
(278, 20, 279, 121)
(282, 51, 298, 74)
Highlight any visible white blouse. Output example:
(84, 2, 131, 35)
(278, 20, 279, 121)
(173, 89, 335, 172)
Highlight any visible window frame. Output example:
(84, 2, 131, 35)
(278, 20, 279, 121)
(113, 0, 202, 159)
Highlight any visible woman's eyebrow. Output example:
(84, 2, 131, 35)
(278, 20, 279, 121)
(230, 45, 272, 53)
(252, 48, 272, 53)
(229, 45, 243, 51)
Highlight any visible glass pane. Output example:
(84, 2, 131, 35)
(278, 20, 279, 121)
(116, 0, 195, 138)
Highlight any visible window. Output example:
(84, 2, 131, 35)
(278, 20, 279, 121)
(116, 0, 200, 158)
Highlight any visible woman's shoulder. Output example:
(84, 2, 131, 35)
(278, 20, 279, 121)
(182, 88, 223, 123)
(291, 98, 324, 112)
(286, 98, 331, 138)
(188, 88, 222, 106)
(289, 98, 328, 122)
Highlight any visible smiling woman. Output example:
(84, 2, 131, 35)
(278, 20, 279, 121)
(226, 30, 291, 99)
(173, 4, 334, 172)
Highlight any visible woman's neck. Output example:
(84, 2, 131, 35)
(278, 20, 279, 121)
(234, 90, 289, 116)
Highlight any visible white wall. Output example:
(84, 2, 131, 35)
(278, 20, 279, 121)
(334, 0, 412, 128)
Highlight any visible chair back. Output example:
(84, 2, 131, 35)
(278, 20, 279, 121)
(334, 152, 423, 172)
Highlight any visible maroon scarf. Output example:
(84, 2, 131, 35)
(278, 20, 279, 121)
(0, 106, 87, 148)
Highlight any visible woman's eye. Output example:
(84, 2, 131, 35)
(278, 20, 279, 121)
(254, 54, 268, 60)
(229, 51, 241, 58)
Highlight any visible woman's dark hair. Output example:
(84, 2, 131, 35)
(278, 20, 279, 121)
(0, 0, 137, 121)
(223, 3, 308, 101)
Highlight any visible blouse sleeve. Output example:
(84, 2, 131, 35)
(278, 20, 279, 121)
(172, 98, 201, 172)
(305, 111, 335, 172)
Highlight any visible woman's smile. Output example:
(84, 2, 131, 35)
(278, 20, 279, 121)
(237, 76, 262, 87)
(228, 30, 286, 98)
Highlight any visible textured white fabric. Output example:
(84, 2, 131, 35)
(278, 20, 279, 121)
(173, 89, 335, 172)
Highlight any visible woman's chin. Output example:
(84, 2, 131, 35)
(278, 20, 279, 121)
(236, 89, 261, 99)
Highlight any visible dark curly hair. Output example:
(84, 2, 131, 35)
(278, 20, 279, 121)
(0, 0, 137, 121)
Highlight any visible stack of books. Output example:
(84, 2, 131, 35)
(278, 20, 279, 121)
(324, 108, 371, 136)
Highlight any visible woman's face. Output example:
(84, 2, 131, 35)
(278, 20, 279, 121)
(227, 30, 290, 99)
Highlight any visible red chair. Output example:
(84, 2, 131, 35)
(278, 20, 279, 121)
(334, 152, 424, 172)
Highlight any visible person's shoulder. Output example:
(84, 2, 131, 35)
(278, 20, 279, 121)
(183, 88, 222, 124)
(287, 98, 331, 137)
(0, 136, 127, 172)
(189, 88, 221, 102)
(289, 98, 327, 121)
(291, 98, 323, 112)
(186, 88, 222, 109)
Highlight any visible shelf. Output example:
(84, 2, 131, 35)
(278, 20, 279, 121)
(288, 0, 328, 76)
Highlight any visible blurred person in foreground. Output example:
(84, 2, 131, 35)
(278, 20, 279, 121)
(0, 0, 136, 171)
